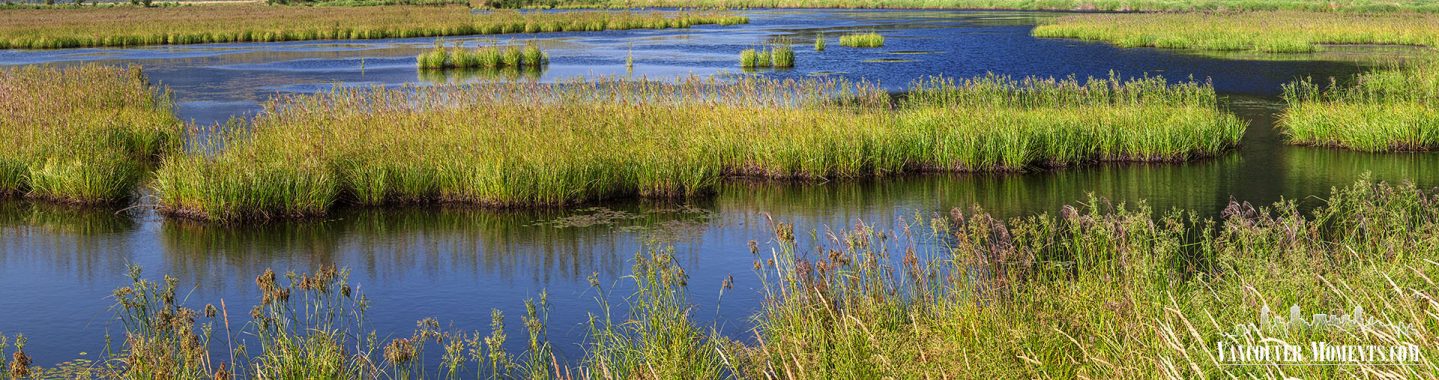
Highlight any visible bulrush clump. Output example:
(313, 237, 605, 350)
(418, 41, 548, 70)
(0, 6, 749, 49)
(152, 73, 1243, 222)
(0, 64, 182, 204)
(1281, 59, 1439, 152)
(838, 32, 884, 47)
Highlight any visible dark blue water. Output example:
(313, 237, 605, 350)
(1, 9, 1437, 369)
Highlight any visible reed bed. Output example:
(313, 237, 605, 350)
(417, 41, 548, 70)
(563, 0, 1439, 12)
(739, 42, 793, 68)
(152, 74, 1241, 221)
(837, 32, 883, 48)
(814, 33, 825, 51)
(0, 5, 748, 49)
(0, 64, 182, 204)
(9, 178, 1439, 378)
(1033, 11, 1439, 53)
(1281, 60, 1439, 151)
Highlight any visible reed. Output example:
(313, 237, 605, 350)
(739, 41, 793, 68)
(1280, 60, 1439, 151)
(152, 74, 1242, 221)
(10, 178, 1439, 378)
(0, 5, 749, 49)
(814, 33, 825, 51)
(838, 32, 883, 48)
(1033, 10, 1439, 53)
(0, 64, 182, 204)
(567, 0, 1439, 12)
(417, 41, 547, 70)
(733, 177, 1439, 377)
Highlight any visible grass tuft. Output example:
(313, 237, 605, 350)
(838, 32, 883, 48)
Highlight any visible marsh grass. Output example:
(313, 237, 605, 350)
(1034, 11, 1439, 53)
(152, 74, 1242, 221)
(1281, 60, 1439, 151)
(838, 32, 883, 48)
(567, 0, 1439, 12)
(0, 64, 182, 204)
(417, 41, 548, 70)
(730, 177, 1439, 378)
(739, 40, 794, 69)
(813, 33, 825, 51)
(0, 6, 748, 49)
(11, 178, 1439, 378)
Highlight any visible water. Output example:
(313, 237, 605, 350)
(1, 9, 1437, 367)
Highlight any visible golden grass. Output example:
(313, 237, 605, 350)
(0, 5, 748, 49)
(1034, 10, 1439, 53)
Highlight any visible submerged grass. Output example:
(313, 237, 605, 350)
(152, 74, 1242, 221)
(8, 178, 1439, 378)
(1281, 60, 1439, 151)
(417, 41, 548, 70)
(837, 32, 883, 48)
(0, 5, 748, 49)
(0, 64, 182, 204)
(1033, 10, 1439, 53)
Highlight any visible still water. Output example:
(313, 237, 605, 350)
(1, 9, 1436, 367)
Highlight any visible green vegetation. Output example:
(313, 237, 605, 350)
(838, 32, 883, 48)
(0, 64, 181, 204)
(151, 74, 1241, 221)
(417, 41, 548, 70)
(519, 0, 1439, 12)
(0, 5, 748, 49)
(1033, 11, 1439, 53)
(739, 42, 794, 68)
(814, 33, 825, 51)
(1281, 61, 1439, 151)
(7, 178, 1439, 378)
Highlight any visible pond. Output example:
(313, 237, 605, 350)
(1, 9, 1436, 368)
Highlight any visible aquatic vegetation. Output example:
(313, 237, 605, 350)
(1033, 11, 1439, 53)
(814, 33, 825, 51)
(570, 0, 1439, 12)
(1281, 60, 1439, 151)
(417, 41, 547, 70)
(838, 32, 883, 48)
(0, 64, 182, 204)
(12, 178, 1439, 378)
(740, 42, 794, 68)
(0, 5, 749, 49)
(152, 74, 1241, 221)
(732, 177, 1439, 377)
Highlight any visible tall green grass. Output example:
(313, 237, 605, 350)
(1281, 60, 1439, 151)
(152, 74, 1242, 221)
(838, 32, 883, 48)
(0, 64, 182, 204)
(7, 178, 1439, 378)
(1033, 11, 1439, 53)
(739, 41, 794, 68)
(732, 177, 1439, 377)
(0, 6, 748, 49)
(417, 41, 548, 70)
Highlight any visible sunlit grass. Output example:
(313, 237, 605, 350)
(838, 32, 883, 48)
(739, 40, 794, 68)
(0, 5, 748, 49)
(1033, 11, 1439, 53)
(152, 74, 1242, 221)
(417, 41, 548, 70)
(0, 64, 182, 204)
(561, 0, 1439, 12)
(1281, 60, 1439, 151)
(8, 178, 1439, 378)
